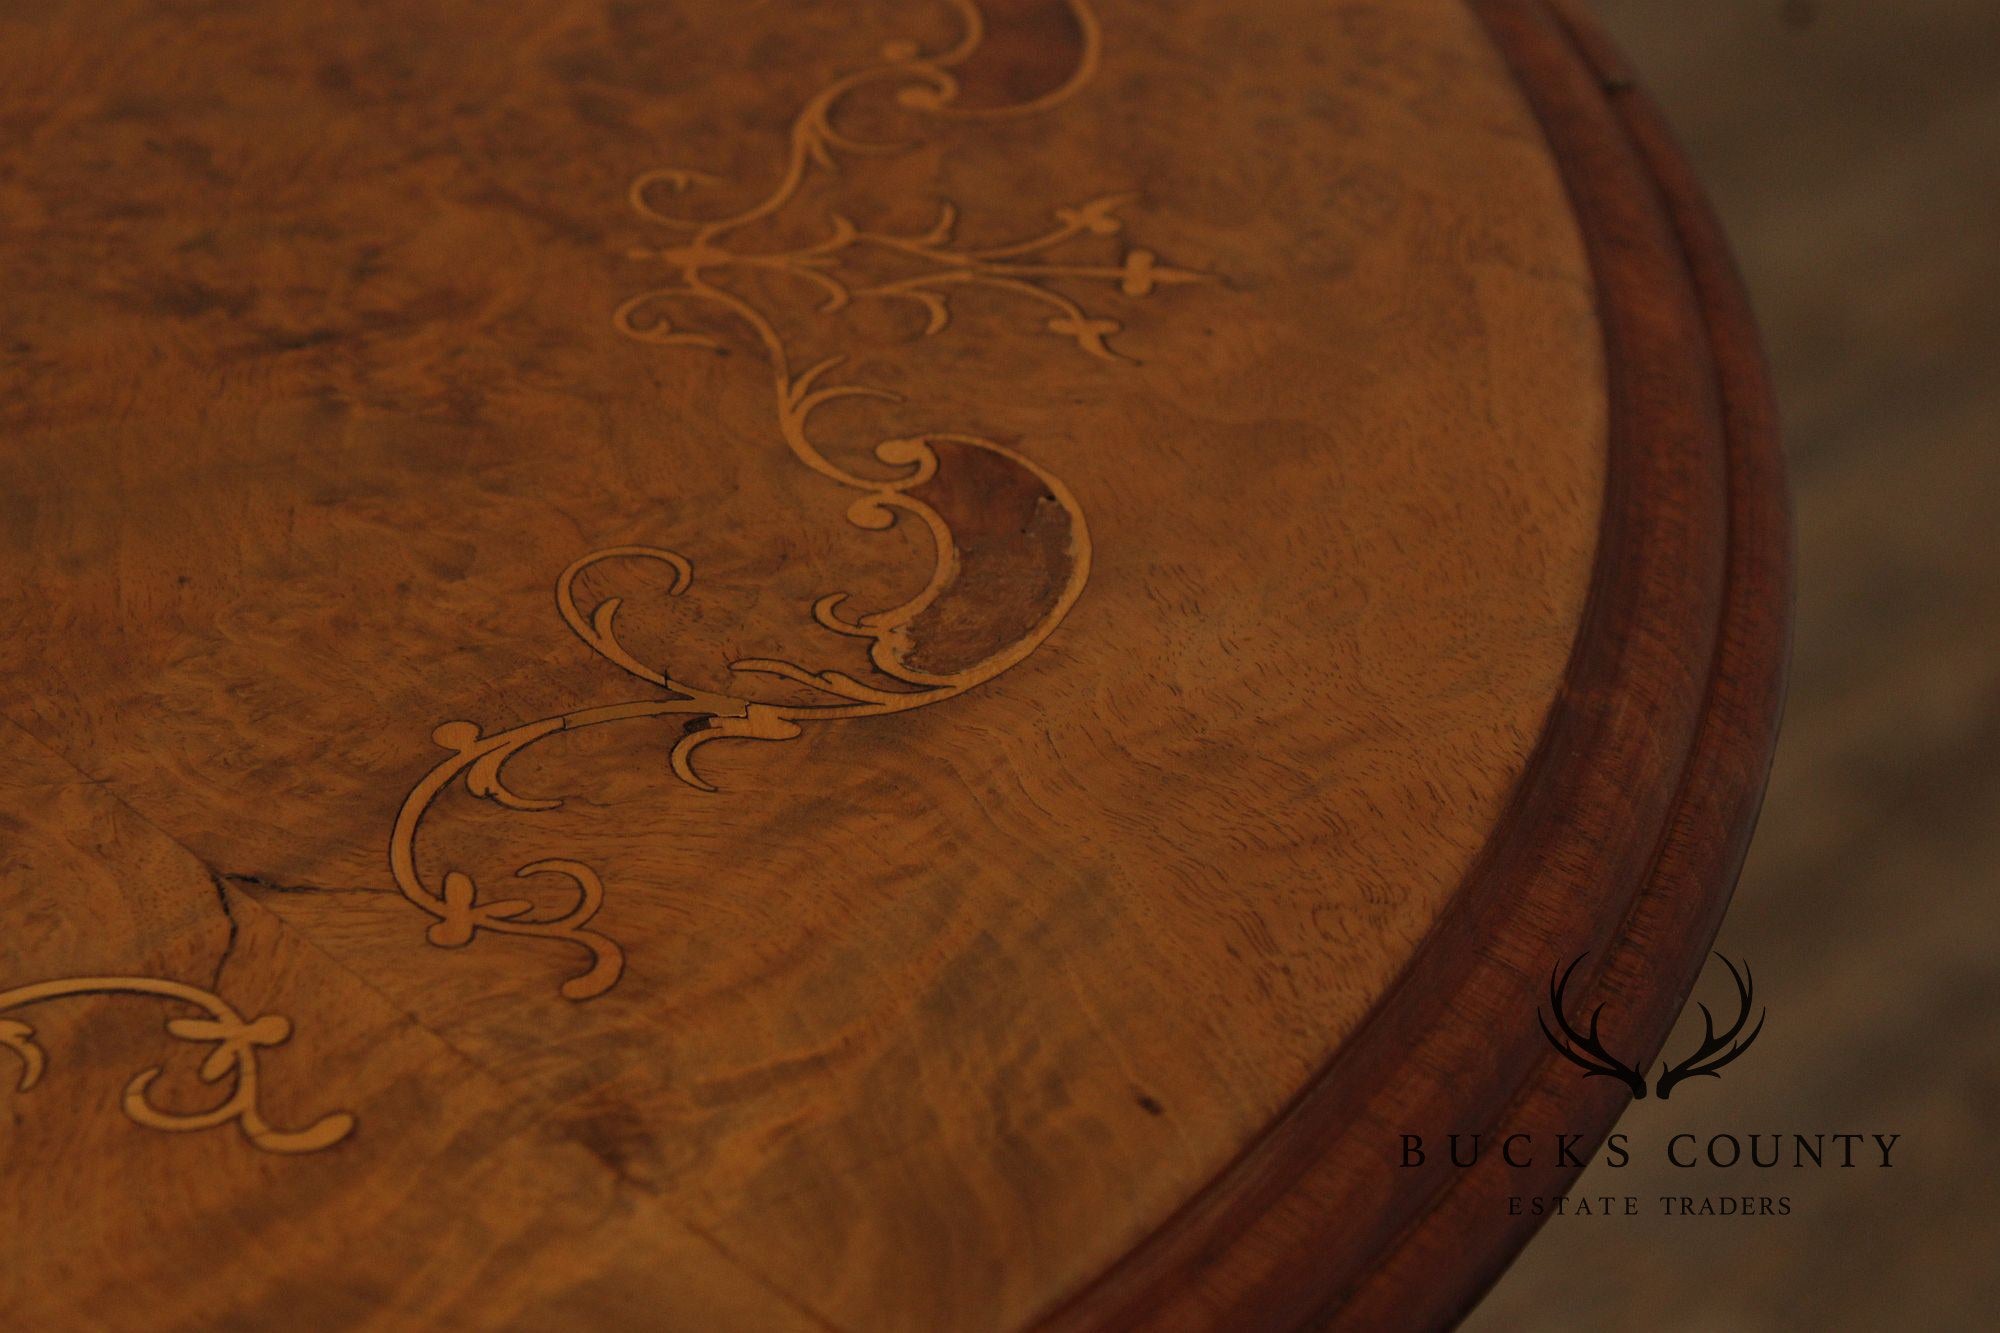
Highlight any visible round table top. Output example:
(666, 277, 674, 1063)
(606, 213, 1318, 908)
(0, 0, 1785, 1327)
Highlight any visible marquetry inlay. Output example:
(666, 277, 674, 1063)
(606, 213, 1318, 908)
(0, 976, 353, 1153)
(387, 0, 1212, 1001)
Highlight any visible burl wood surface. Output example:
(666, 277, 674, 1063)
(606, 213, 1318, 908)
(1472, 1, 2000, 1328)
(1, 1, 1608, 1328)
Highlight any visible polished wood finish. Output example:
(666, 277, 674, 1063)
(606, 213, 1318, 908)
(1478, 0, 1996, 1324)
(1043, 1, 1788, 1326)
(0, 1, 1780, 1328)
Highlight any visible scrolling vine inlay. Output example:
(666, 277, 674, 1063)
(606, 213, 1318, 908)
(0, 977, 355, 1153)
(389, 0, 1214, 999)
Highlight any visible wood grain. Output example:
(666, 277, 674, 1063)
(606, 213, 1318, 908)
(1472, 0, 2000, 1326)
(0, 0, 1778, 1328)
(1038, 0, 1786, 1325)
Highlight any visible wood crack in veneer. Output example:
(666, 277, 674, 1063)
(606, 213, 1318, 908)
(0, 0, 1783, 1326)
(0, 721, 358, 1154)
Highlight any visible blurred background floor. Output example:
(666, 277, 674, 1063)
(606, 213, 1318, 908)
(1467, 1, 2000, 1328)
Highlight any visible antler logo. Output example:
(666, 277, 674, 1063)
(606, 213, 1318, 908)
(1539, 953, 1766, 1100)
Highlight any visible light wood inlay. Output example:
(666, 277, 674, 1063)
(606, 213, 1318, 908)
(0, 1, 1641, 1327)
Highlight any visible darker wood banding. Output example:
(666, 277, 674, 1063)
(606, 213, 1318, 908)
(1033, 0, 1789, 1327)
(941, 0, 1090, 110)
(901, 437, 1080, 678)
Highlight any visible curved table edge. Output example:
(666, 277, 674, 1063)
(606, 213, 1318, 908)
(1033, 0, 1791, 1327)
